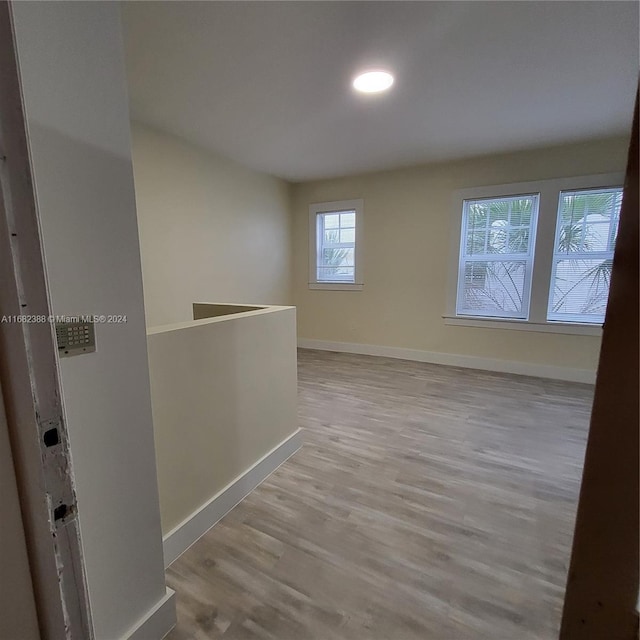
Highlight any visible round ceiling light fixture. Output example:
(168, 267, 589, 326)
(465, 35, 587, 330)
(352, 70, 394, 94)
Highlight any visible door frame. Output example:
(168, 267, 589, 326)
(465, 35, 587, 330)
(0, 2, 93, 637)
(560, 93, 639, 638)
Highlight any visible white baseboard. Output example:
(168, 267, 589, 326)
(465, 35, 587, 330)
(162, 429, 303, 568)
(297, 338, 596, 384)
(124, 587, 176, 640)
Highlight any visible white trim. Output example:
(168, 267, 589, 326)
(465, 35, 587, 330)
(162, 429, 304, 568)
(442, 315, 602, 336)
(124, 588, 176, 640)
(297, 339, 596, 384)
(308, 282, 363, 291)
(308, 199, 364, 289)
(452, 173, 624, 206)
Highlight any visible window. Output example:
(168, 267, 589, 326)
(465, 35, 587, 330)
(548, 188, 623, 324)
(309, 199, 363, 290)
(457, 195, 539, 319)
(446, 174, 623, 334)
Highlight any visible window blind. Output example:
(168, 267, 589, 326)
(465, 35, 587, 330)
(316, 210, 356, 283)
(547, 187, 622, 324)
(456, 195, 539, 319)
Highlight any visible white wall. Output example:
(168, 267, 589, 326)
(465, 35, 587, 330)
(11, 3, 173, 638)
(131, 123, 292, 327)
(292, 136, 629, 376)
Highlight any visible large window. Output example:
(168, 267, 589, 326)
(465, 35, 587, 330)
(308, 199, 363, 290)
(446, 175, 623, 334)
(548, 188, 622, 324)
(457, 195, 538, 319)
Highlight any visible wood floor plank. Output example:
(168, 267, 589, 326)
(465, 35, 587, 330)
(166, 349, 592, 639)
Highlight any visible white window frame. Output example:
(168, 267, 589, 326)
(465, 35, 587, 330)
(456, 194, 540, 320)
(308, 199, 364, 291)
(547, 187, 622, 324)
(444, 173, 624, 336)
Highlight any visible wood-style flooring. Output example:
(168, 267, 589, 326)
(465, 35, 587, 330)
(166, 349, 593, 639)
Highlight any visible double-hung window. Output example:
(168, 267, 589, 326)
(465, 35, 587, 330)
(308, 199, 364, 290)
(447, 174, 623, 334)
(547, 188, 622, 324)
(457, 195, 538, 319)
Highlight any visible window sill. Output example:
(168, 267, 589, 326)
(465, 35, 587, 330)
(308, 282, 363, 291)
(442, 315, 602, 336)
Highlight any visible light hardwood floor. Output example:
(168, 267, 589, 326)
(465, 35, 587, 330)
(166, 349, 593, 639)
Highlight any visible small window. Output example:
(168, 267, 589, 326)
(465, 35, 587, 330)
(317, 210, 355, 282)
(547, 187, 623, 324)
(456, 194, 539, 319)
(309, 199, 363, 290)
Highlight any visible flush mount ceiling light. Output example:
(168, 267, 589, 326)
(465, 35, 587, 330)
(352, 70, 394, 94)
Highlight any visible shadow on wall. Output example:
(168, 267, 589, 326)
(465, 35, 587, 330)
(192, 302, 265, 319)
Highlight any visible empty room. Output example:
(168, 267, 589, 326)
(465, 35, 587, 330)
(0, 2, 638, 640)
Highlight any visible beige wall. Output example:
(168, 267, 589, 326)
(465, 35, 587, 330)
(12, 3, 172, 638)
(292, 137, 629, 372)
(147, 307, 298, 536)
(132, 123, 293, 327)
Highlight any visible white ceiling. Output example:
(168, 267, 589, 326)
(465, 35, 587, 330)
(122, 1, 639, 182)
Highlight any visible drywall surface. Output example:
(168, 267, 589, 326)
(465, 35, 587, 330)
(292, 137, 629, 372)
(131, 123, 293, 327)
(147, 306, 298, 534)
(11, 3, 172, 638)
